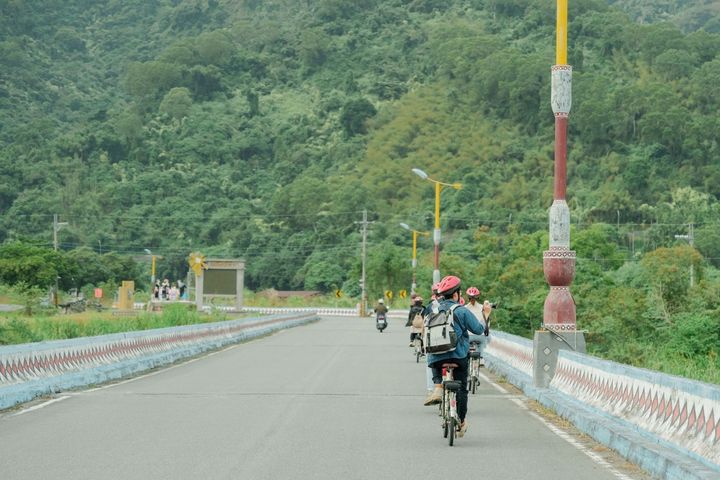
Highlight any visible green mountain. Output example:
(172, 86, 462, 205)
(1, 0, 720, 382)
(609, 0, 720, 32)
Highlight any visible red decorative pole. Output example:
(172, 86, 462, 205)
(534, 0, 584, 390)
(544, 0, 576, 332)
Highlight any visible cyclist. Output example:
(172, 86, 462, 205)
(464, 287, 492, 365)
(406, 295, 425, 347)
(422, 283, 441, 396)
(422, 275, 486, 438)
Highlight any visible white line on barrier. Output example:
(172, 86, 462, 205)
(10, 396, 71, 417)
(477, 371, 636, 480)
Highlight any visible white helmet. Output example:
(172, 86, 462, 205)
(378, 299, 384, 304)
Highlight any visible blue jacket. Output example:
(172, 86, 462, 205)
(427, 299, 486, 365)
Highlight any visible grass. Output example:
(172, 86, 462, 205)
(0, 304, 231, 345)
(0, 289, 373, 346)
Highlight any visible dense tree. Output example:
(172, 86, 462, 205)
(1, 0, 720, 381)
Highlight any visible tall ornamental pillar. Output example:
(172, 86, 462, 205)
(534, 0, 585, 388)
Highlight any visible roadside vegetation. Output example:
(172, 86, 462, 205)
(0, 304, 229, 345)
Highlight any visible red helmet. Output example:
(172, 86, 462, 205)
(431, 282, 440, 294)
(436, 275, 461, 296)
(466, 287, 480, 298)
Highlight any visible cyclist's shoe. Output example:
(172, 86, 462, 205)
(409, 342, 414, 347)
(457, 420, 468, 438)
(480, 357, 486, 367)
(423, 387, 443, 406)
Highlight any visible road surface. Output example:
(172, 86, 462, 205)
(0, 316, 650, 479)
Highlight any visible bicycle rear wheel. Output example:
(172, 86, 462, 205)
(471, 377, 476, 394)
(448, 417, 455, 446)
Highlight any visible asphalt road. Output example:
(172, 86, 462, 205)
(0, 316, 650, 480)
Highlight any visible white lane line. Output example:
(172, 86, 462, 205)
(477, 371, 637, 480)
(11, 396, 71, 417)
(4, 340, 259, 417)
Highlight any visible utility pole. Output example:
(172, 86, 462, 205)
(53, 214, 68, 251)
(675, 223, 695, 288)
(52, 214, 68, 307)
(355, 210, 374, 317)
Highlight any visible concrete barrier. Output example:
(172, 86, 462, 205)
(0, 313, 318, 411)
(484, 331, 720, 480)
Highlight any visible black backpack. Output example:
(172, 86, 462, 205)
(424, 304, 460, 354)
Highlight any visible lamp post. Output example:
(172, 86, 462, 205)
(544, 0, 576, 332)
(533, 0, 586, 390)
(399, 223, 429, 295)
(412, 168, 462, 283)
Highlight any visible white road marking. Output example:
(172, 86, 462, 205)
(477, 371, 637, 480)
(4, 333, 277, 417)
(10, 396, 71, 417)
(3, 340, 260, 418)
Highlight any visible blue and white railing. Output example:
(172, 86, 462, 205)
(484, 331, 720, 479)
(0, 313, 318, 410)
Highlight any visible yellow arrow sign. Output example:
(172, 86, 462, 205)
(385, 290, 393, 300)
(399, 289, 407, 299)
(335, 289, 342, 298)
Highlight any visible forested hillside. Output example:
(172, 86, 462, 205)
(1, 0, 719, 382)
(609, 0, 720, 31)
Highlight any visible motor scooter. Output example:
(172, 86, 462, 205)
(376, 313, 387, 333)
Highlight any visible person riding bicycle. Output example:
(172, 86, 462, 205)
(464, 287, 493, 366)
(422, 283, 441, 396)
(405, 295, 425, 347)
(423, 275, 486, 438)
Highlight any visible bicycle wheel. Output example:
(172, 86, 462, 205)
(471, 377, 476, 394)
(448, 417, 455, 446)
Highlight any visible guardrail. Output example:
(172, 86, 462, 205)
(485, 331, 720, 480)
(132, 303, 411, 319)
(240, 307, 410, 318)
(0, 313, 318, 411)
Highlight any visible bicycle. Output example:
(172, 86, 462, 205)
(468, 340, 482, 394)
(439, 362, 462, 446)
(412, 335, 424, 363)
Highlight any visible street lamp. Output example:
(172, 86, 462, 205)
(412, 168, 462, 283)
(400, 223, 430, 295)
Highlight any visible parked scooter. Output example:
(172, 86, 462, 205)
(376, 313, 387, 333)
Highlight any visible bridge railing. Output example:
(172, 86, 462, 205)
(133, 304, 411, 319)
(0, 313, 318, 410)
(485, 330, 720, 479)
